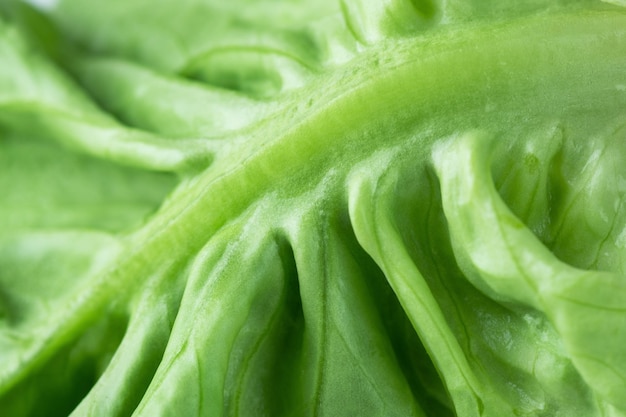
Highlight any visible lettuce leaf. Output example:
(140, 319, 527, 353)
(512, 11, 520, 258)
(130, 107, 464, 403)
(1, 0, 626, 416)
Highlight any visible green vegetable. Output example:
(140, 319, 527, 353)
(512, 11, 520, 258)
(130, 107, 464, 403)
(1, 0, 625, 415)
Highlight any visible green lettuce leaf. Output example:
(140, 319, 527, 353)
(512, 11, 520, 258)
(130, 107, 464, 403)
(1, 0, 626, 416)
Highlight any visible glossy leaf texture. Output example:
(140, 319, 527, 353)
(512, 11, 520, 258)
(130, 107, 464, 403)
(0, 0, 626, 416)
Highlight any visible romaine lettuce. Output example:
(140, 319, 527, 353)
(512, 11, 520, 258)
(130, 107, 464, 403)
(1, 0, 626, 416)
